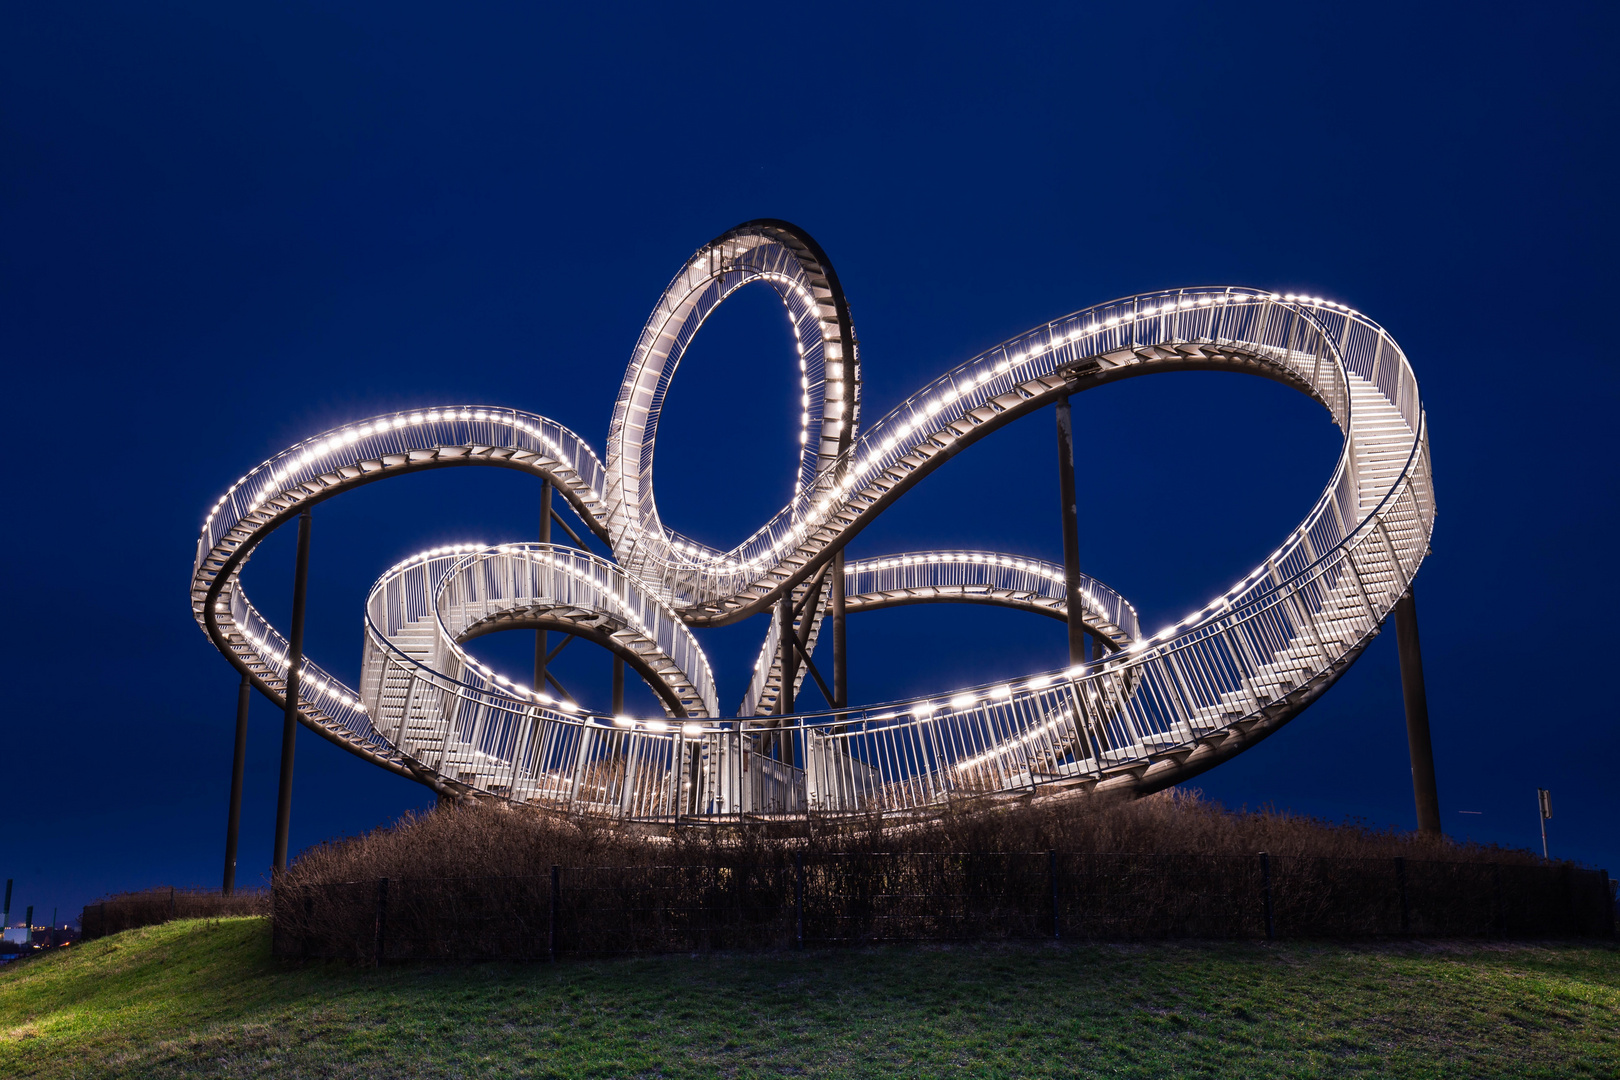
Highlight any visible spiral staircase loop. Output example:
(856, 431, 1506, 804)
(193, 221, 1434, 818)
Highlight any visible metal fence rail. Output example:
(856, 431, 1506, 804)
(271, 855, 1615, 961)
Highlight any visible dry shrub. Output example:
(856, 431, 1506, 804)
(280, 789, 1547, 886)
(271, 795, 1611, 959)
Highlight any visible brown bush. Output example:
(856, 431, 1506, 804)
(269, 795, 1612, 960)
(278, 788, 1547, 887)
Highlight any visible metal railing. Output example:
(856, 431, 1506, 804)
(842, 550, 1140, 644)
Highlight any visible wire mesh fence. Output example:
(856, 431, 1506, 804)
(270, 853, 1615, 961)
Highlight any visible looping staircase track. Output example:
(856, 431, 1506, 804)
(192, 221, 1434, 819)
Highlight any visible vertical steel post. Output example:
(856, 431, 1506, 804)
(1393, 589, 1441, 835)
(1055, 396, 1085, 666)
(612, 655, 625, 715)
(535, 480, 552, 693)
(272, 507, 312, 874)
(223, 672, 251, 894)
(777, 594, 797, 766)
(832, 549, 848, 712)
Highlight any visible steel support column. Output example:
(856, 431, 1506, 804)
(535, 480, 552, 693)
(832, 548, 848, 711)
(1055, 396, 1085, 665)
(272, 506, 312, 874)
(1394, 588, 1441, 835)
(222, 671, 250, 894)
(776, 594, 797, 765)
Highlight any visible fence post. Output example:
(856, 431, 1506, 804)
(1493, 864, 1506, 938)
(374, 878, 389, 965)
(1259, 852, 1275, 941)
(794, 852, 805, 950)
(1395, 857, 1409, 934)
(1048, 850, 1060, 940)
(549, 865, 560, 962)
(1563, 865, 1576, 936)
(1603, 871, 1615, 940)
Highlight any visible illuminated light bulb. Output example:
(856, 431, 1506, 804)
(409, 414, 424, 424)
(1026, 675, 1055, 689)
(1105, 316, 1119, 327)
(613, 715, 633, 727)
(682, 722, 703, 736)
(949, 693, 977, 708)
(990, 685, 1013, 699)
(646, 719, 668, 733)
(392, 417, 406, 429)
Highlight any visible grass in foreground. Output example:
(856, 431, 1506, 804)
(1, 918, 1616, 1079)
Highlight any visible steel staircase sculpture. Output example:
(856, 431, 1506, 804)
(193, 219, 1434, 821)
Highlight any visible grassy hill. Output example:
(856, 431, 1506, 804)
(1, 918, 1616, 1078)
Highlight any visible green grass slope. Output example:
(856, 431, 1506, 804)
(1, 918, 1616, 1079)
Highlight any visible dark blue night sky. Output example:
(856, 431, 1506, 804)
(4, 3, 1615, 922)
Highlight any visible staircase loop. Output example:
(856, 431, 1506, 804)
(191, 221, 1434, 819)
